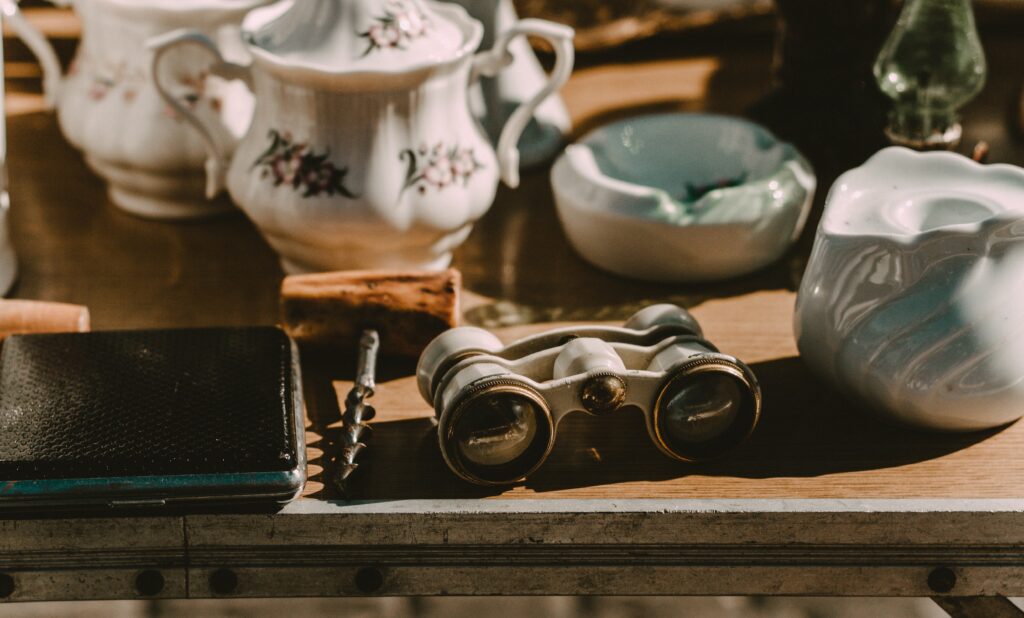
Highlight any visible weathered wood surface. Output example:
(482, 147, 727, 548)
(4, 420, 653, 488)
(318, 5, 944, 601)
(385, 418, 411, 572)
(0, 298, 89, 338)
(301, 293, 1024, 502)
(4, 7, 1024, 604)
(281, 269, 461, 357)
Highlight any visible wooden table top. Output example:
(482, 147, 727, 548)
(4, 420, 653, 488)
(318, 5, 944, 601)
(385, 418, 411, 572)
(7, 31, 1022, 504)
(5, 10, 1024, 602)
(313, 291, 1024, 502)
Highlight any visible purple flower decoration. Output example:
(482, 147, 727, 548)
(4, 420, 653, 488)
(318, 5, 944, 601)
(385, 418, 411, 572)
(359, 0, 431, 55)
(253, 130, 357, 199)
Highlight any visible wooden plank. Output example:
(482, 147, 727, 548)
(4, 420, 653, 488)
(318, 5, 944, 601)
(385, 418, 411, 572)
(3, 22, 1024, 604)
(296, 292, 1024, 501)
(182, 565, 1024, 598)
(5, 103, 283, 330)
(0, 568, 186, 603)
(0, 517, 181, 553)
(187, 499, 1024, 547)
(0, 518, 185, 603)
(181, 500, 1024, 596)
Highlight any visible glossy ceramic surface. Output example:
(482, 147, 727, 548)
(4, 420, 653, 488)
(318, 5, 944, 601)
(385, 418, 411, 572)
(52, 0, 270, 219)
(151, 0, 574, 273)
(795, 147, 1024, 432)
(551, 113, 815, 282)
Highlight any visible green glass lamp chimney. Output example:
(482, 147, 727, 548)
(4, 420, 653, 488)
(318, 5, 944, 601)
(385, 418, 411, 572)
(873, 0, 986, 149)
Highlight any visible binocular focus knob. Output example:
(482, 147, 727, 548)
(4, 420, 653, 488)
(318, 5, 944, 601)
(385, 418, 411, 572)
(580, 374, 627, 415)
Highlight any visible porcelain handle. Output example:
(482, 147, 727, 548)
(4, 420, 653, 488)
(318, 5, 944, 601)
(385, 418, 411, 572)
(148, 30, 252, 199)
(3, 0, 63, 109)
(473, 19, 574, 188)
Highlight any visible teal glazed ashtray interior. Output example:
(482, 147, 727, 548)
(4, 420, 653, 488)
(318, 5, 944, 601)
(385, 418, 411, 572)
(551, 113, 816, 282)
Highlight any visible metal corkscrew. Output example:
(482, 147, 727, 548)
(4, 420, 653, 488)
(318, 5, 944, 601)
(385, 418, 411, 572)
(279, 269, 463, 496)
(336, 329, 380, 494)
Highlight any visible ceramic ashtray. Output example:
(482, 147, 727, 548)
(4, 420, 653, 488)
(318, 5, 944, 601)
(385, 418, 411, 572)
(795, 147, 1024, 432)
(550, 113, 815, 282)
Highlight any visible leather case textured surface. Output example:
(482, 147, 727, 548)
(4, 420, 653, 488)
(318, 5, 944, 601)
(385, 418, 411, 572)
(0, 327, 301, 484)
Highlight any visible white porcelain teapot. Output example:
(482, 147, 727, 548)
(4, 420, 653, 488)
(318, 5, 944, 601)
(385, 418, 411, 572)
(150, 0, 574, 273)
(48, 0, 273, 219)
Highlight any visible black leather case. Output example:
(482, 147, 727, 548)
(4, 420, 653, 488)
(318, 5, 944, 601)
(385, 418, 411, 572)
(0, 326, 305, 511)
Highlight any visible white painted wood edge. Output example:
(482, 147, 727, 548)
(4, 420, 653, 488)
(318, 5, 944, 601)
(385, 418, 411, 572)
(277, 498, 1024, 515)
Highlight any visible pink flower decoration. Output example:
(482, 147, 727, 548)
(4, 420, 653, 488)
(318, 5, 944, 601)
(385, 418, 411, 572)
(424, 163, 451, 187)
(452, 153, 476, 177)
(368, 24, 389, 48)
(402, 142, 483, 193)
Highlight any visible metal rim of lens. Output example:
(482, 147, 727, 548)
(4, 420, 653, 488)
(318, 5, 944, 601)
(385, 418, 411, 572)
(651, 360, 761, 462)
(440, 380, 556, 485)
(429, 349, 493, 409)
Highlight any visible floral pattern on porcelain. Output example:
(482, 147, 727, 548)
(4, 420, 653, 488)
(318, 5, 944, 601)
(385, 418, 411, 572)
(401, 142, 484, 194)
(75, 58, 147, 102)
(149, 0, 575, 270)
(51, 0, 274, 220)
(253, 130, 357, 198)
(72, 54, 221, 115)
(360, 0, 431, 55)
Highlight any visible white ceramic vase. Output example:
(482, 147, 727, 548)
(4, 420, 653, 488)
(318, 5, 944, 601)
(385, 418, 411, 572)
(150, 0, 574, 273)
(50, 0, 271, 220)
(795, 147, 1024, 432)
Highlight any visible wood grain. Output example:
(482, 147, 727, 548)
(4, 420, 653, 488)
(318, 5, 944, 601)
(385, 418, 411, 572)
(0, 299, 89, 338)
(7, 30, 1024, 503)
(304, 291, 1024, 501)
(281, 269, 460, 357)
(5, 13, 1024, 605)
(3, 2, 1024, 516)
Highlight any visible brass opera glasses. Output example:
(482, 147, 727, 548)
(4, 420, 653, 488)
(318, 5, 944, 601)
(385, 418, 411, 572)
(417, 305, 762, 485)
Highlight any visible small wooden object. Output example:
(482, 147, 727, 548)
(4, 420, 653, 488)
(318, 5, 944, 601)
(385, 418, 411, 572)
(280, 269, 460, 357)
(0, 299, 90, 340)
(281, 269, 461, 492)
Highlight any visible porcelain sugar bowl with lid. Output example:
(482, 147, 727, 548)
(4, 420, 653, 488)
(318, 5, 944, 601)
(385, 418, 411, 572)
(50, 0, 274, 219)
(151, 0, 574, 273)
(795, 147, 1024, 432)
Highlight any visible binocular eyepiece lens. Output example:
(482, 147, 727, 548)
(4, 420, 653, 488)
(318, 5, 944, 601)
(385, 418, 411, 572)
(655, 367, 758, 461)
(455, 393, 540, 466)
(445, 386, 554, 484)
(660, 373, 742, 443)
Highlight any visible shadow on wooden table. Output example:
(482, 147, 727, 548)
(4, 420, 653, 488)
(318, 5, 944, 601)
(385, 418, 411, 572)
(312, 356, 1003, 499)
(523, 356, 1000, 492)
(456, 165, 804, 329)
(677, 356, 1003, 480)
